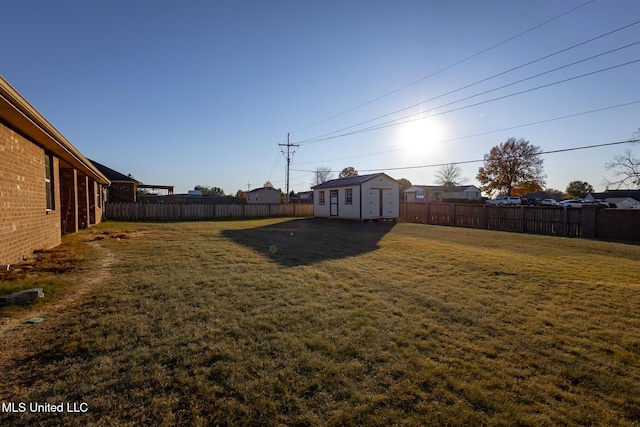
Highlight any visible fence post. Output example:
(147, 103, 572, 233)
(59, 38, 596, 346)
(562, 205, 568, 237)
(451, 203, 456, 226)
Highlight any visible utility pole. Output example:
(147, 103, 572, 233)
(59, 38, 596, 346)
(279, 133, 299, 203)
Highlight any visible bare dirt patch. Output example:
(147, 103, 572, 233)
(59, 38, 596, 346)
(0, 233, 123, 375)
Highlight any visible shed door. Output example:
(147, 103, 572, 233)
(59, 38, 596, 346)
(330, 190, 339, 217)
(368, 189, 380, 218)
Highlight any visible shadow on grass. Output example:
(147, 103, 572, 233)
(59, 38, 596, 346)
(222, 218, 396, 266)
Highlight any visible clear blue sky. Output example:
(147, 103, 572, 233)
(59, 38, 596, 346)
(3, 0, 639, 195)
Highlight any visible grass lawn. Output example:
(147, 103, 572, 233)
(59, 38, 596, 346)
(1, 218, 640, 426)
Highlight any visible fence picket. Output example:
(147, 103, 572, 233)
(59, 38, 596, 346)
(104, 202, 313, 221)
(400, 202, 582, 238)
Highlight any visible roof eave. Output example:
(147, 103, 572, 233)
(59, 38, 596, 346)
(0, 76, 110, 185)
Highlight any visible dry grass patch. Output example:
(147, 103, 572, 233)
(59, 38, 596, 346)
(1, 219, 639, 426)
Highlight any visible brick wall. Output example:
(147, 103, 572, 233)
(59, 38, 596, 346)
(0, 123, 61, 264)
(60, 167, 78, 234)
(77, 173, 89, 229)
(595, 208, 640, 241)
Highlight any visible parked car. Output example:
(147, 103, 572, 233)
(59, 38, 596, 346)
(559, 199, 583, 208)
(485, 198, 506, 205)
(540, 198, 559, 206)
(582, 200, 610, 208)
(504, 196, 522, 205)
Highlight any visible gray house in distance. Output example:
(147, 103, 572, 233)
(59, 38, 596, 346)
(404, 185, 482, 202)
(312, 173, 399, 220)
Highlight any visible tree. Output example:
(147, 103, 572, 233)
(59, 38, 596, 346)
(544, 187, 564, 200)
(311, 166, 334, 187)
(565, 180, 594, 199)
(194, 185, 225, 196)
(264, 180, 274, 188)
(476, 137, 546, 197)
(604, 129, 640, 189)
(396, 178, 412, 193)
(339, 166, 358, 178)
(194, 185, 210, 195)
(434, 164, 466, 187)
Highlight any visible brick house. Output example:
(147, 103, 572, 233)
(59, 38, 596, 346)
(89, 159, 139, 202)
(0, 76, 110, 264)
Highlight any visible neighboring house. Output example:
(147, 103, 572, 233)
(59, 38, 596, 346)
(312, 173, 399, 220)
(585, 190, 640, 208)
(89, 159, 139, 202)
(0, 76, 110, 264)
(404, 185, 482, 202)
(247, 187, 282, 204)
(522, 191, 551, 200)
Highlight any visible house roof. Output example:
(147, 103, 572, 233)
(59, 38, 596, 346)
(588, 190, 640, 200)
(89, 159, 138, 183)
(0, 76, 109, 185)
(405, 185, 479, 193)
(248, 186, 280, 193)
(312, 173, 397, 190)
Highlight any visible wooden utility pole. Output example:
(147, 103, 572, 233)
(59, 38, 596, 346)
(279, 133, 299, 203)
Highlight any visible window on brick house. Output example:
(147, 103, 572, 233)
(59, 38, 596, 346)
(44, 153, 54, 210)
(97, 184, 102, 208)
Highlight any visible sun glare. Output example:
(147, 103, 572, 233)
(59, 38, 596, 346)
(396, 118, 445, 161)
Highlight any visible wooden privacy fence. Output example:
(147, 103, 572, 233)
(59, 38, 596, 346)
(104, 202, 313, 221)
(401, 202, 583, 237)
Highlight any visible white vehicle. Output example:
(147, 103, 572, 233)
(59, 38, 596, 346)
(503, 196, 522, 205)
(540, 198, 559, 206)
(559, 199, 583, 208)
(485, 198, 506, 205)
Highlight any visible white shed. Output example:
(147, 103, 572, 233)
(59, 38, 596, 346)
(247, 187, 282, 204)
(312, 173, 399, 220)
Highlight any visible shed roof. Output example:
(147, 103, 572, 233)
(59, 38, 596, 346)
(312, 173, 396, 190)
(0, 76, 109, 185)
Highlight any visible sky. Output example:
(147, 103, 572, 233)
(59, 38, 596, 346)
(2, 0, 639, 195)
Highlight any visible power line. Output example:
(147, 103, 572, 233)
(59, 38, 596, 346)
(298, 22, 640, 145)
(293, 100, 640, 166)
(290, 139, 639, 174)
(291, 0, 598, 134)
(358, 139, 640, 173)
(296, 58, 640, 144)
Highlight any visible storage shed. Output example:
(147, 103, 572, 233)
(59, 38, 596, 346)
(312, 173, 399, 220)
(247, 186, 282, 204)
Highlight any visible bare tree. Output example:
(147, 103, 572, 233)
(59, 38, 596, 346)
(604, 129, 640, 189)
(311, 166, 334, 187)
(264, 180, 274, 188)
(476, 137, 546, 197)
(434, 164, 466, 187)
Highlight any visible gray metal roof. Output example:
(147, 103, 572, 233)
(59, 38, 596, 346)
(311, 173, 395, 190)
